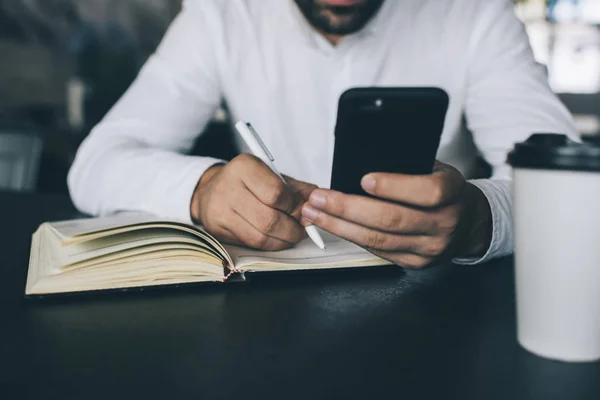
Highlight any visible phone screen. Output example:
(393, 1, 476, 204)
(330, 87, 449, 196)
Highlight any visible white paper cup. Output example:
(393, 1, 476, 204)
(509, 134, 600, 362)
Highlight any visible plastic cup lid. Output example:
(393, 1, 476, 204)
(507, 134, 600, 172)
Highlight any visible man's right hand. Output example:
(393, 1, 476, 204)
(191, 154, 317, 251)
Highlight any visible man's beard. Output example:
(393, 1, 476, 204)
(294, 0, 385, 36)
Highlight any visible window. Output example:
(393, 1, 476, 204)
(516, 0, 600, 94)
(516, 0, 600, 136)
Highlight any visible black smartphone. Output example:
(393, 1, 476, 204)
(330, 87, 449, 196)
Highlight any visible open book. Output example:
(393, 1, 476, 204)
(26, 213, 393, 296)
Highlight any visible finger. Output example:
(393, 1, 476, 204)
(284, 176, 319, 220)
(240, 155, 303, 215)
(209, 225, 246, 247)
(233, 191, 306, 244)
(284, 176, 318, 202)
(210, 223, 304, 254)
(308, 189, 437, 235)
(361, 162, 465, 208)
(302, 205, 437, 255)
(300, 215, 314, 228)
(229, 210, 295, 251)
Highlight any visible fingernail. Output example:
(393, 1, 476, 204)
(302, 205, 319, 222)
(362, 175, 376, 192)
(309, 192, 326, 209)
(300, 218, 312, 228)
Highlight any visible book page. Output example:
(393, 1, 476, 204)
(49, 213, 181, 237)
(225, 230, 392, 271)
(58, 229, 220, 267)
(26, 223, 227, 296)
(45, 213, 234, 270)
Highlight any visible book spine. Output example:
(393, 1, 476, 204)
(222, 267, 243, 282)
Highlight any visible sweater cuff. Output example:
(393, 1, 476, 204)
(452, 178, 513, 265)
(140, 156, 225, 223)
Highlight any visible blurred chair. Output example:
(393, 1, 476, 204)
(0, 41, 70, 112)
(0, 131, 43, 191)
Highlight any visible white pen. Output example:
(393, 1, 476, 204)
(234, 121, 326, 251)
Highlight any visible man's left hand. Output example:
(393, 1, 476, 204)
(301, 162, 493, 269)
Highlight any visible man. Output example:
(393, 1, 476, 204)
(68, 0, 577, 268)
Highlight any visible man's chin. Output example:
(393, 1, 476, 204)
(320, 12, 362, 33)
(318, 0, 367, 6)
(295, 0, 385, 36)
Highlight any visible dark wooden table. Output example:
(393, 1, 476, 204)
(1, 191, 599, 399)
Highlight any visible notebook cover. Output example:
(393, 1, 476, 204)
(24, 271, 246, 300)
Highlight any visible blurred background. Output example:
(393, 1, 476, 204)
(0, 0, 598, 195)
